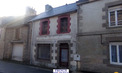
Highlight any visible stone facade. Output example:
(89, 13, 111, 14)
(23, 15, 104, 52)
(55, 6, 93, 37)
(30, 12, 77, 71)
(2, 7, 36, 63)
(3, 25, 30, 63)
(77, 0, 122, 73)
(0, 27, 5, 59)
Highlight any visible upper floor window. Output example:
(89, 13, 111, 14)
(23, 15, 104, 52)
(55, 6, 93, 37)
(39, 19, 50, 35)
(15, 28, 20, 40)
(60, 18, 68, 33)
(57, 14, 71, 34)
(108, 9, 122, 27)
(109, 42, 122, 65)
(42, 21, 48, 34)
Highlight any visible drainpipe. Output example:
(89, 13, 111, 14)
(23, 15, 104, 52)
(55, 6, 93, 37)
(3, 27, 6, 60)
(30, 21, 34, 64)
(76, 3, 82, 71)
(27, 22, 30, 63)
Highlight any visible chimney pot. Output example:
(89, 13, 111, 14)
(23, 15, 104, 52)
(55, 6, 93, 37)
(45, 4, 53, 12)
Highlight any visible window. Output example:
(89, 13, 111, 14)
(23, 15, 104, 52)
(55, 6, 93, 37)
(42, 21, 48, 34)
(108, 9, 122, 27)
(37, 44, 50, 60)
(39, 19, 50, 35)
(109, 43, 122, 65)
(60, 18, 68, 33)
(15, 28, 20, 40)
(57, 14, 71, 34)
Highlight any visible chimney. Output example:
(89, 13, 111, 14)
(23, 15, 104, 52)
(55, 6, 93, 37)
(45, 4, 53, 12)
(26, 7, 36, 16)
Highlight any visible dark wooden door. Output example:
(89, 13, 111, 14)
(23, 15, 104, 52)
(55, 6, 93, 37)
(59, 43, 69, 67)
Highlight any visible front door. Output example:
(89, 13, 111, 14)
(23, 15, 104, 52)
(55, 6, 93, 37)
(59, 43, 69, 67)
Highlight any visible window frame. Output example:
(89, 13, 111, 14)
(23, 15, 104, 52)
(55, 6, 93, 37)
(108, 8, 122, 27)
(15, 28, 21, 40)
(109, 42, 122, 65)
(57, 14, 71, 34)
(39, 19, 50, 35)
(37, 44, 51, 60)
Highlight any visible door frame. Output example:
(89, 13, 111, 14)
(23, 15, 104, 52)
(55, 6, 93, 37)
(59, 43, 69, 67)
(56, 40, 73, 68)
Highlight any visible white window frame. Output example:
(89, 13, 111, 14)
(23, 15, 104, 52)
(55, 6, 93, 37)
(109, 42, 122, 65)
(108, 8, 122, 27)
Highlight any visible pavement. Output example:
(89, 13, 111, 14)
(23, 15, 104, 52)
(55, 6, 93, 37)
(0, 60, 95, 73)
(0, 61, 52, 73)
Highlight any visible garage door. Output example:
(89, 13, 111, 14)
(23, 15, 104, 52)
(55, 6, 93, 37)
(12, 44, 24, 61)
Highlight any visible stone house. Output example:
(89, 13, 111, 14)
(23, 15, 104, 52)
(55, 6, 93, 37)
(30, 3, 77, 70)
(3, 7, 36, 63)
(77, 0, 122, 73)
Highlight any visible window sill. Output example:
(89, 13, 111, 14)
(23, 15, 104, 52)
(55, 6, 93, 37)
(39, 32, 49, 36)
(39, 34, 49, 36)
(109, 25, 122, 27)
(107, 62, 122, 68)
(36, 58, 51, 63)
(57, 32, 70, 34)
(106, 25, 122, 29)
(110, 62, 122, 65)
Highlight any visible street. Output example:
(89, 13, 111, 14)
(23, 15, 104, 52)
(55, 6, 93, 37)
(0, 61, 52, 73)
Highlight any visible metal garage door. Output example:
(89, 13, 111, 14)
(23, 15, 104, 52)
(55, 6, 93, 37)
(12, 44, 24, 61)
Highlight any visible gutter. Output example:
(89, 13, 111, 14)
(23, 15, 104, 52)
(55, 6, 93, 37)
(26, 22, 30, 63)
(77, 0, 100, 6)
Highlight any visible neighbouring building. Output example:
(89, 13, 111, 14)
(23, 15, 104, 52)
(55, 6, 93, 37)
(0, 18, 6, 59)
(77, 0, 122, 73)
(3, 7, 36, 63)
(30, 3, 78, 70)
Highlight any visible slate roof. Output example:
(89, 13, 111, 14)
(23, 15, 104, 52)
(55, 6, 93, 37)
(6, 16, 36, 28)
(0, 16, 17, 27)
(0, 17, 16, 25)
(31, 3, 77, 21)
(0, 15, 36, 28)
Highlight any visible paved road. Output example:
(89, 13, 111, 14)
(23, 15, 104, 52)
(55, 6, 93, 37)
(0, 61, 52, 73)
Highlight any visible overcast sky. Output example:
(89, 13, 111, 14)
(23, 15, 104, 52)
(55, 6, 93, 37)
(0, 0, 77, 17)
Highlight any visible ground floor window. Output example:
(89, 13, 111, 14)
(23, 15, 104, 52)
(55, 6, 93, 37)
(37, 44, 50, 60)
(109, 42, 122, 65)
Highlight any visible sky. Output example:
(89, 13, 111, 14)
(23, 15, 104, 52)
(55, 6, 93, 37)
(0, 0, 77, 17)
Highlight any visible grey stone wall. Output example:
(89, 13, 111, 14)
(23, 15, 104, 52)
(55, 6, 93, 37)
(3, 26, 30, 63)
(0, 28, 5, 59)
(21, 26, 30, 62)
(4, 28, 14, 59)
(77, 0, 122, 73)
(77, 34, 122, 73)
